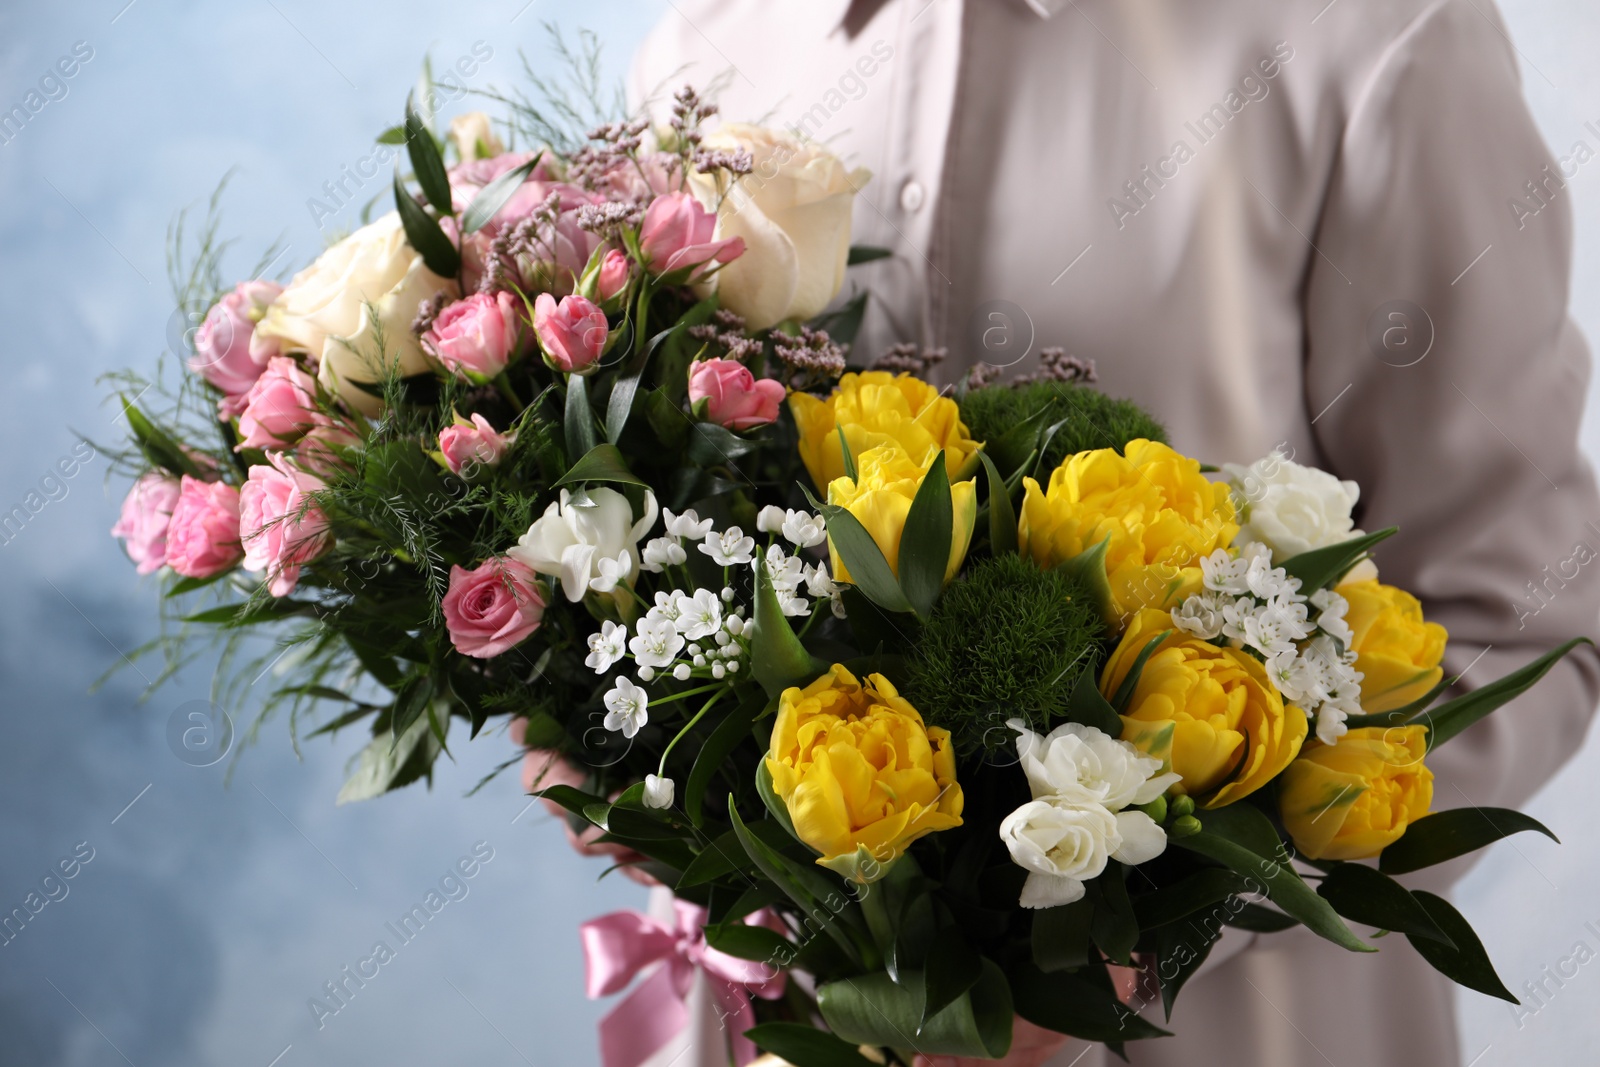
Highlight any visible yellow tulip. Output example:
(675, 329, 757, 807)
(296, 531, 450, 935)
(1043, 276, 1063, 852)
(826, 444, 977, 585)
(789, 370, 981, 492)
(766, 664, 964, 882)
(1018, 439, 1238, 632)
(1337, 579, 1448, 713)
(1279, 726, 1434, 860)
(1103, 608, 1307, 807)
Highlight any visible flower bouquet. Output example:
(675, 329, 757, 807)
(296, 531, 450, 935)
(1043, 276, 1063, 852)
(106, 58, 1588, 1067)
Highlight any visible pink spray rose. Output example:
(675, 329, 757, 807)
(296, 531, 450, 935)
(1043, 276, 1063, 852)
(688, 358, 787, 431)
(192, 280, 284, 419)
(165, 476, 244, 579)
(442, 556, 546, 659)
(438, 413, 513, 476)
(236, 356, 322, 451)
(239, 455, 331, 597)
(294, 421, 362, 477)
(638, 192, 745, 279)
(533, 293, 608, 374)
(596, 248, 632, 303)
(422, 291, 525, 380)
(111, 472, 181, 575)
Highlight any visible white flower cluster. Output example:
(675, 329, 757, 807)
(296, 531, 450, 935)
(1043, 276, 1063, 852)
(1000, 721, 1180, 909)
(1170, 542, 1363, 745)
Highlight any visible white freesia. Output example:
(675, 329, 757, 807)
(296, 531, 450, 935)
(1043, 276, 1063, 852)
(585, 620, 627, 673)
(642, 774, 675, 810)
(510, 488, 658, 604)
(1111, 809, 1170, 865)
(687, 124, 871, 331)
(1224, 453, 1364, 560)
(254, 212, 457, 415)
(629, 617, 685, 670)
(602, 677, 649, 737)
(1000, 800, 1117, 908)
(1009, 720, 1179, 811)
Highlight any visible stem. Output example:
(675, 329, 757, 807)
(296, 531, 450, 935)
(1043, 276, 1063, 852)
(646, 681, 725, 708)
(494, 374, 524, 413)
(657, 689, 724, 774)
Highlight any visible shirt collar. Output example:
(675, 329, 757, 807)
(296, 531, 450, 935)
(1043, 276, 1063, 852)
(832, 0, 1060, 34)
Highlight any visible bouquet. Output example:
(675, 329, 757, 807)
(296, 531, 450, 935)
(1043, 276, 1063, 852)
(106, 55, 1588, 1067)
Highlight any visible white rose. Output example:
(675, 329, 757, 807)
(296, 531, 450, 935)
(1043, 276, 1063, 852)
(688, 123, 870, 330)
(1222, 453, 1363, 560)
(449, 111, 503, 161)
(255, 212, 457, 415)
(509, 488, 659, 604)
(1008, 719, 1180, 811)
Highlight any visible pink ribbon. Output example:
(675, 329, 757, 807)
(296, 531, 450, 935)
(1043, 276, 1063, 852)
(581, 900, 787, 1067)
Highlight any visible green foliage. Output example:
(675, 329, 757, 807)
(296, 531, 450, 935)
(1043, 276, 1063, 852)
(906, 554, 1105, 756)
(959, 381, 1168, 473)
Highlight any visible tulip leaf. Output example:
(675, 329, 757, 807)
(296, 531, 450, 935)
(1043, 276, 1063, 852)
(677, 821, 800, 888)
(1011, 962, 1171, 1042)
(750, 563, 830, 700)
(1416, 637, 1592, 748)
(846, 245, 893, 265)
(1061, 536, 1119, 632)
(1379, 807, 1558, 875)
(837, 426, 858, 482)
(1406, 891, 1517, 1002)
(1064, 666, 1123, 736)
(1109, 629, 1172, 714)
(563, 373, 599, 462)
(727, 797, 866, 964)
(461, 151, 542, 234)
(817, 961, 1015, 1058)
(684, 694, 766, 826)
(404, 92, 453, 214)
(754, 760, 801, 844)
(1342, 674, 1453, 730)
(1031, 897, 1094, 973)
(1316, 863, 1454, 944)
(1277, 527, 1398, 592)
(802, 486, 916, 615)
(392, 167, 460, 278)
(977, 451, 1018, 556)
(898, 450, 953, 621)
(1173, 828, 1372, 952)
(1131, 868, 1254, 929)
(920, 933, 983, 1031)
(986, 406, 1052, 478)
(604, 337, 653, 447)
(745, 1023, 879, 1067)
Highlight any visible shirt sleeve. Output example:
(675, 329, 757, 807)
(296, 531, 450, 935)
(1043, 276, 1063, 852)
(1304, 0, 1600, 815)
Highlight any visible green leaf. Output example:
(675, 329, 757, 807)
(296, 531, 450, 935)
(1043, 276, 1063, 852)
(1088, 863, 1139, 965)
(336, 709, 439, 804)
(977, 452, 1017, 556)
(1132, 868, 1253, 929)
(921, 934, 983, 1031)
(837, 426, 858, 483)
(1031, 897, 1094, 973)
(809, 290, 868, 346)
(392, 168, 459, 278)
(1064, 666, 1122, 736)
(897, 450, 952, 621)
(750, 562, 830, 699)
(1342, 673, 1454, 730)
(703, 922, 795, 963)
(375, 124, 406, 145)
(1419, 638, 1592, 748)
(164, 572, 227, 597)
(563, 373, 598, 464)
(846, 245, 893, 265)
(686, 422, 760, 466)
(1406, 891, 1517, 1002)
(803, 486, 915, 615)
(554, 442, 647, 488)
(1011, 962, 1171, 1042)
(1174, 829, 1372, 953)
(1110, 630, 1171, 713)
(1278, 527, 1398, 592)
(676, 821, 796, 888)
(1223, 902, 1299, 932)
(404, 92, 453, 214)
(685, 694, 765, 825)
(121, 398, 207, 479)
(461, 152, 542, 234)
(817, 961, 1014, 1059)
(388, 676, 434, 747)
(1060, 536, 1119, 631)
(534, 783, 606, 820)
(1193, 801, 1284, 859)
(755, 760, 801, 843)
(985, 406, 1051, 477)
(1152, 920, 1221, 1020)
(744, 1023, 878, 1067)
(1316, 863, 1453, 944)
(183, 599, 311, 626)
(728, 797, 864, 964)
(1379, 807, 1558, 875)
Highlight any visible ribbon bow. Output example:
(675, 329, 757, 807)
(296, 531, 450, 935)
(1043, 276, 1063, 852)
(581, 900, 787, 1067)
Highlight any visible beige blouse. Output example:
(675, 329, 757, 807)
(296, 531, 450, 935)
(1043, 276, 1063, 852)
(630, 1, 1600, 1063)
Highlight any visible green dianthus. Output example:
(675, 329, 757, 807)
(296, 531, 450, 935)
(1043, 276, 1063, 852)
(960, 382, 1168, 473)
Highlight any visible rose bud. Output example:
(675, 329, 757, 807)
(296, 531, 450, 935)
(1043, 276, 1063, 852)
(111, 472, 181, 575)
(637, 192, 744, 279)
(437, 413, 513, 476)
(422, 290, 525, 381)
(688, 358, 786, 431)
(165, 476, 244, 579)
(533, 293, 608, 374)
(596, 248, 632, 303)
(192, 280, 283, 419)
(235, 356, 322, 451)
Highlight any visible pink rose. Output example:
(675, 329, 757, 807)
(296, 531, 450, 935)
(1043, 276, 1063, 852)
(294, 421, 362, 477)
(638, 192, 745, 279)
(442, 556, 546, 659)
(236, 356, 321, 451)
(423, 291, 524, 380)
(239, 455, 331, 596)
(533, 293, 608, 374)
(438, 413, 513, 476)
(688, 358, 787, 431)
(192, 280, 284, 419)
(165, 476, 244, 579)
(596, 248, 631, 303)
(451, 181, 603, 295)
(111, 472, 181, 575)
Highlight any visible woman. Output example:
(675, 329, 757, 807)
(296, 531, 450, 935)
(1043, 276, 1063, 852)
(626, 1, 1600, 1063)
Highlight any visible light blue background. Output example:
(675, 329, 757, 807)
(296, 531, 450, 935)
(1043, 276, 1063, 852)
(0, 2, 1596, 1065)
